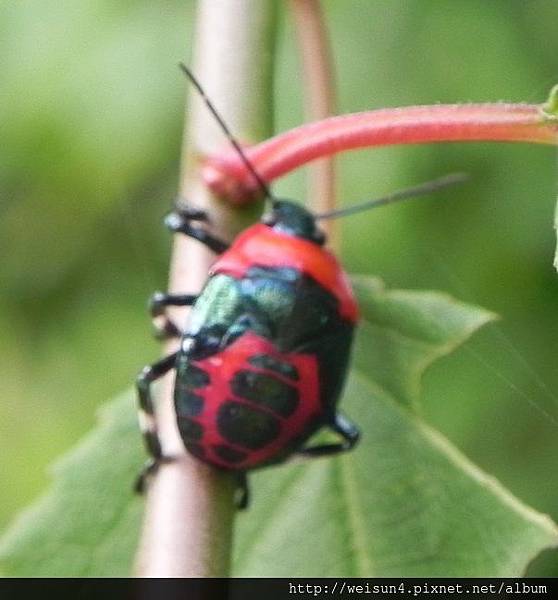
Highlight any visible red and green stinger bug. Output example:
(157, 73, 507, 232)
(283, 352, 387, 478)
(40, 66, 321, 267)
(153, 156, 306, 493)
(136, 65, 466, 508)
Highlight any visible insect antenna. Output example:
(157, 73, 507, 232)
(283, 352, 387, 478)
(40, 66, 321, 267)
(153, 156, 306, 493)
(315, 173, 469, 220)
(179, 62, 274, 202)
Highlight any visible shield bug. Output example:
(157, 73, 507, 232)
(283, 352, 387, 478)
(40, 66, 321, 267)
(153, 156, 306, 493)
(136, 66, 465, 507)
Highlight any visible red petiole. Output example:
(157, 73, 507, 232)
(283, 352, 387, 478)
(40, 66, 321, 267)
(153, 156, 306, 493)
(203, 100, 558, 204)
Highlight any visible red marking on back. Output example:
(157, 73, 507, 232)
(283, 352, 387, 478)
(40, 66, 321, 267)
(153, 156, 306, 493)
(185, 332, 322, 470)
(211, 223, 359, 322)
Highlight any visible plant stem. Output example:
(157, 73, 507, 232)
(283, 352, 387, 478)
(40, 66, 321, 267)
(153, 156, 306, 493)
(290, 0, 337, 240)
(204, 103, 558, 198)
(134, 0, 276, 577)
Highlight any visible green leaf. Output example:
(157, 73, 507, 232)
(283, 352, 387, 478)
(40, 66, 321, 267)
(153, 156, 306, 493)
(350, 276, 499, 408)
(233, 277, 558, 576)
(1, 278, 556, 576)
(0, 392, 144, 576)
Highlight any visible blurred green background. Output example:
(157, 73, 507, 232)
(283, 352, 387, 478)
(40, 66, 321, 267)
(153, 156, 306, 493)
(1, 0, 557, 575)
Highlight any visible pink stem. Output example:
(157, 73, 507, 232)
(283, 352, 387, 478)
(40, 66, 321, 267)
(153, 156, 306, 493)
(203, 103, 558, 202)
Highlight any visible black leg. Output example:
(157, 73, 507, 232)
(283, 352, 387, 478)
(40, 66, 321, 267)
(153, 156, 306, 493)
(164, 209, 229, 254)
(297, 412, 360, 458)
(235, 472, 250, 510)
(172, 204, 210, 222)
(135, 352, 178, 492)
(149, 291, 197, 339)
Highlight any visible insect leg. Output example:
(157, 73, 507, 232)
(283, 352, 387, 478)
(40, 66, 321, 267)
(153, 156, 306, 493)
(164, 209, 229, 254)
(135, 352, 178, 492)
(149, 291, 197, 339)
(297, 412, 360, 458)
(235, 472, 250, 510)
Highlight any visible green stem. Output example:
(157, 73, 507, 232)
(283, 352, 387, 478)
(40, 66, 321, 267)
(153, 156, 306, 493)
(134, 0, 276, 577)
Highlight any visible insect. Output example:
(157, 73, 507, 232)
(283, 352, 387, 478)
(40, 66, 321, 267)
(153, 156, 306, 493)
(136, 65, 466, 508)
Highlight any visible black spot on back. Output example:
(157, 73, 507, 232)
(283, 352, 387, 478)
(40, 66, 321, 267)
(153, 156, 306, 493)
(175, 391, 204, 417)
(217, 401, 280, 450)
(213, 444, 247, 464)
(178, 418, 203, 441)
(231, 370, 299, 417)
(248, 354, 299, 380)
(179, 363, 210, 388)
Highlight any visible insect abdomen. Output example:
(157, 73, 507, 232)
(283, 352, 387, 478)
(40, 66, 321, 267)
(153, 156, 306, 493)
(174, 332, 322, 470)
